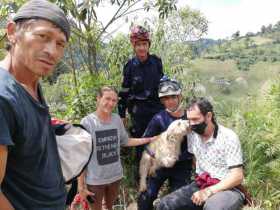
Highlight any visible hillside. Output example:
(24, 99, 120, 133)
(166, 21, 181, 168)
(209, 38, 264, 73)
(186, 30, 280, 106)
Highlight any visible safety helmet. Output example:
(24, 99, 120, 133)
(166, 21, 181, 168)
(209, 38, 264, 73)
(158, 76, 182, 98)
(130, 25, 151, 46)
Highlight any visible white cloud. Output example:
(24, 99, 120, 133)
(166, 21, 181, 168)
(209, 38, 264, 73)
(182, 0, 280, 39)
(96, 0, 280, 40)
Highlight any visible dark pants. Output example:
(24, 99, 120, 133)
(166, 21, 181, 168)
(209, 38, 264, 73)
(138, 163, 192, 210)
(129, 100, 164, 159)
(130, 114, 154, 176)
(156, 182, 244, 210)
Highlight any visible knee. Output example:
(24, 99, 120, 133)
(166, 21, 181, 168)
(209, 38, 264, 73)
(155, 199, 171, 210)
(155, 197, 174, 210)
(203, 201, 225, 210)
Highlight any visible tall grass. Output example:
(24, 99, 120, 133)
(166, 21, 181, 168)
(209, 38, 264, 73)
(232, 77, 280, 209)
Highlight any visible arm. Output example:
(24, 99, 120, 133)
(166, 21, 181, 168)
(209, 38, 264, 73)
(191, 167, 243, 206)
(125, 136, 157, 147)
(208, 167, 244, 193)
(0, 145, 14, 210)
(191, 130, 244, 206)
(0, 99, 16, 210)
(79, 119, 95, 201)
(77, 169, 94, 200)
(124, 115, 161, 146)
(118, 63, 131, 120)
(208, 132, 244, 194)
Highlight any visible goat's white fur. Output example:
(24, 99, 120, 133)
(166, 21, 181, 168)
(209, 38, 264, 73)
(139, 119, 190, 192)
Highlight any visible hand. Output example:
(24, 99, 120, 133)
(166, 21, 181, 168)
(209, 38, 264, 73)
(78, 186, 95, 202)
(0, 193, 14, 210)
(51, 118, 69, 125)
(122, 118, 128, 128)
(191, 188, 212, 206)
(148, 136, 158, 143)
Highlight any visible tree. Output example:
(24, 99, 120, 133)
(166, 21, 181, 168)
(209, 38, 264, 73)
(266, 24, 273, 33)
(54, 0, 177, 74)
(260, 25, 266, 34)
(273, 21, 280, 32)
(0, 0, 178, 74)
(163, 6, 208, 42)
(232, 30, 240, 39)
(245, 32, 254, 37)
(244, 37, 254, 49)
(147, 6, 208, 75)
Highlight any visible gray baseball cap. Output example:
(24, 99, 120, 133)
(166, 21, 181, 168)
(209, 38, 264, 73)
(13, 0, 70, 41)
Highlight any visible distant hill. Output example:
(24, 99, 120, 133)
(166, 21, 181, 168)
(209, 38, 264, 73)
(188, 38, 220, 57)
(184, 24, 280, 105)
(198, 29, 280, 71)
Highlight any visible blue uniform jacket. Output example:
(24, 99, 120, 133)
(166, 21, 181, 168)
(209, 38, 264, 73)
(118, 54, 164, 119)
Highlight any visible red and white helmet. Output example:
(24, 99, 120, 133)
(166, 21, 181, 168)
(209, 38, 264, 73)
(130, 25, 151, 46)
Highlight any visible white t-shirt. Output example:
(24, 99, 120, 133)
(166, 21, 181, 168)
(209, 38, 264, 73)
(81, 112, 129, 185)
(188, 124, 243, 180)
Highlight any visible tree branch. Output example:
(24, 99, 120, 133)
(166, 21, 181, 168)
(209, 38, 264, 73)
(95, 0, 142, 41)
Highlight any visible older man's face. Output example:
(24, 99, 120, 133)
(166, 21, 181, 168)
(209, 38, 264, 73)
(12, 19, 67, 78)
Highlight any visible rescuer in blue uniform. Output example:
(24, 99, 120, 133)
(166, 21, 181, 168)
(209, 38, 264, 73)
(137, 77, 193, 210)
(118, 25, 164, 163)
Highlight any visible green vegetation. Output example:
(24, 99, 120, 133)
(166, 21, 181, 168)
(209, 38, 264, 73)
(202, 22, 280, 72)
(1, 1, 280, 209)
(237, 77, 280, 209)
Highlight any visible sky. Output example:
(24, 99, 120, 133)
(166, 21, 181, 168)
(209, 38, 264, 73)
(180, 0, 280, 39)
(96, 0, 280, 40)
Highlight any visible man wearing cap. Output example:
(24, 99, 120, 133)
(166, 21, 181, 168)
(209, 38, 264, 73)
(138, 76, 193, 210)
(118, 25, 164, 167)
(0, 0, 70, 209)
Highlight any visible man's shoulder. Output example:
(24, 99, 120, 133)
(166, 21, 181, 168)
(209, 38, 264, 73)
(148, 54, 162, 65)
(152, 110, 168, 120)
(149, 110, 174, 130)
(218, 124, 237, 137)
(0, 68, 16, 88)
(124, 56, 138, 68)
(149, 54, 162, 61)
(217, 124, 239, 144)
(0, 69, 19, 100)
(81, 113, 97, 123)
(112, 113, 121, 121)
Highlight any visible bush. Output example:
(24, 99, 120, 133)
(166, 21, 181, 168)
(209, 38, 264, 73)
(234, 77, 280, 209)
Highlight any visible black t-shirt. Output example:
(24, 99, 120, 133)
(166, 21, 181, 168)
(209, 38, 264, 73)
(0, 68, 66, 209)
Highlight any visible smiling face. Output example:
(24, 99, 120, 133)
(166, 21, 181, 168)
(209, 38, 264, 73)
(96, 90, 118, 115)
(161, 95, 181, 112)
(134, 40, 149, 62)
(7, 19, 67, 79)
